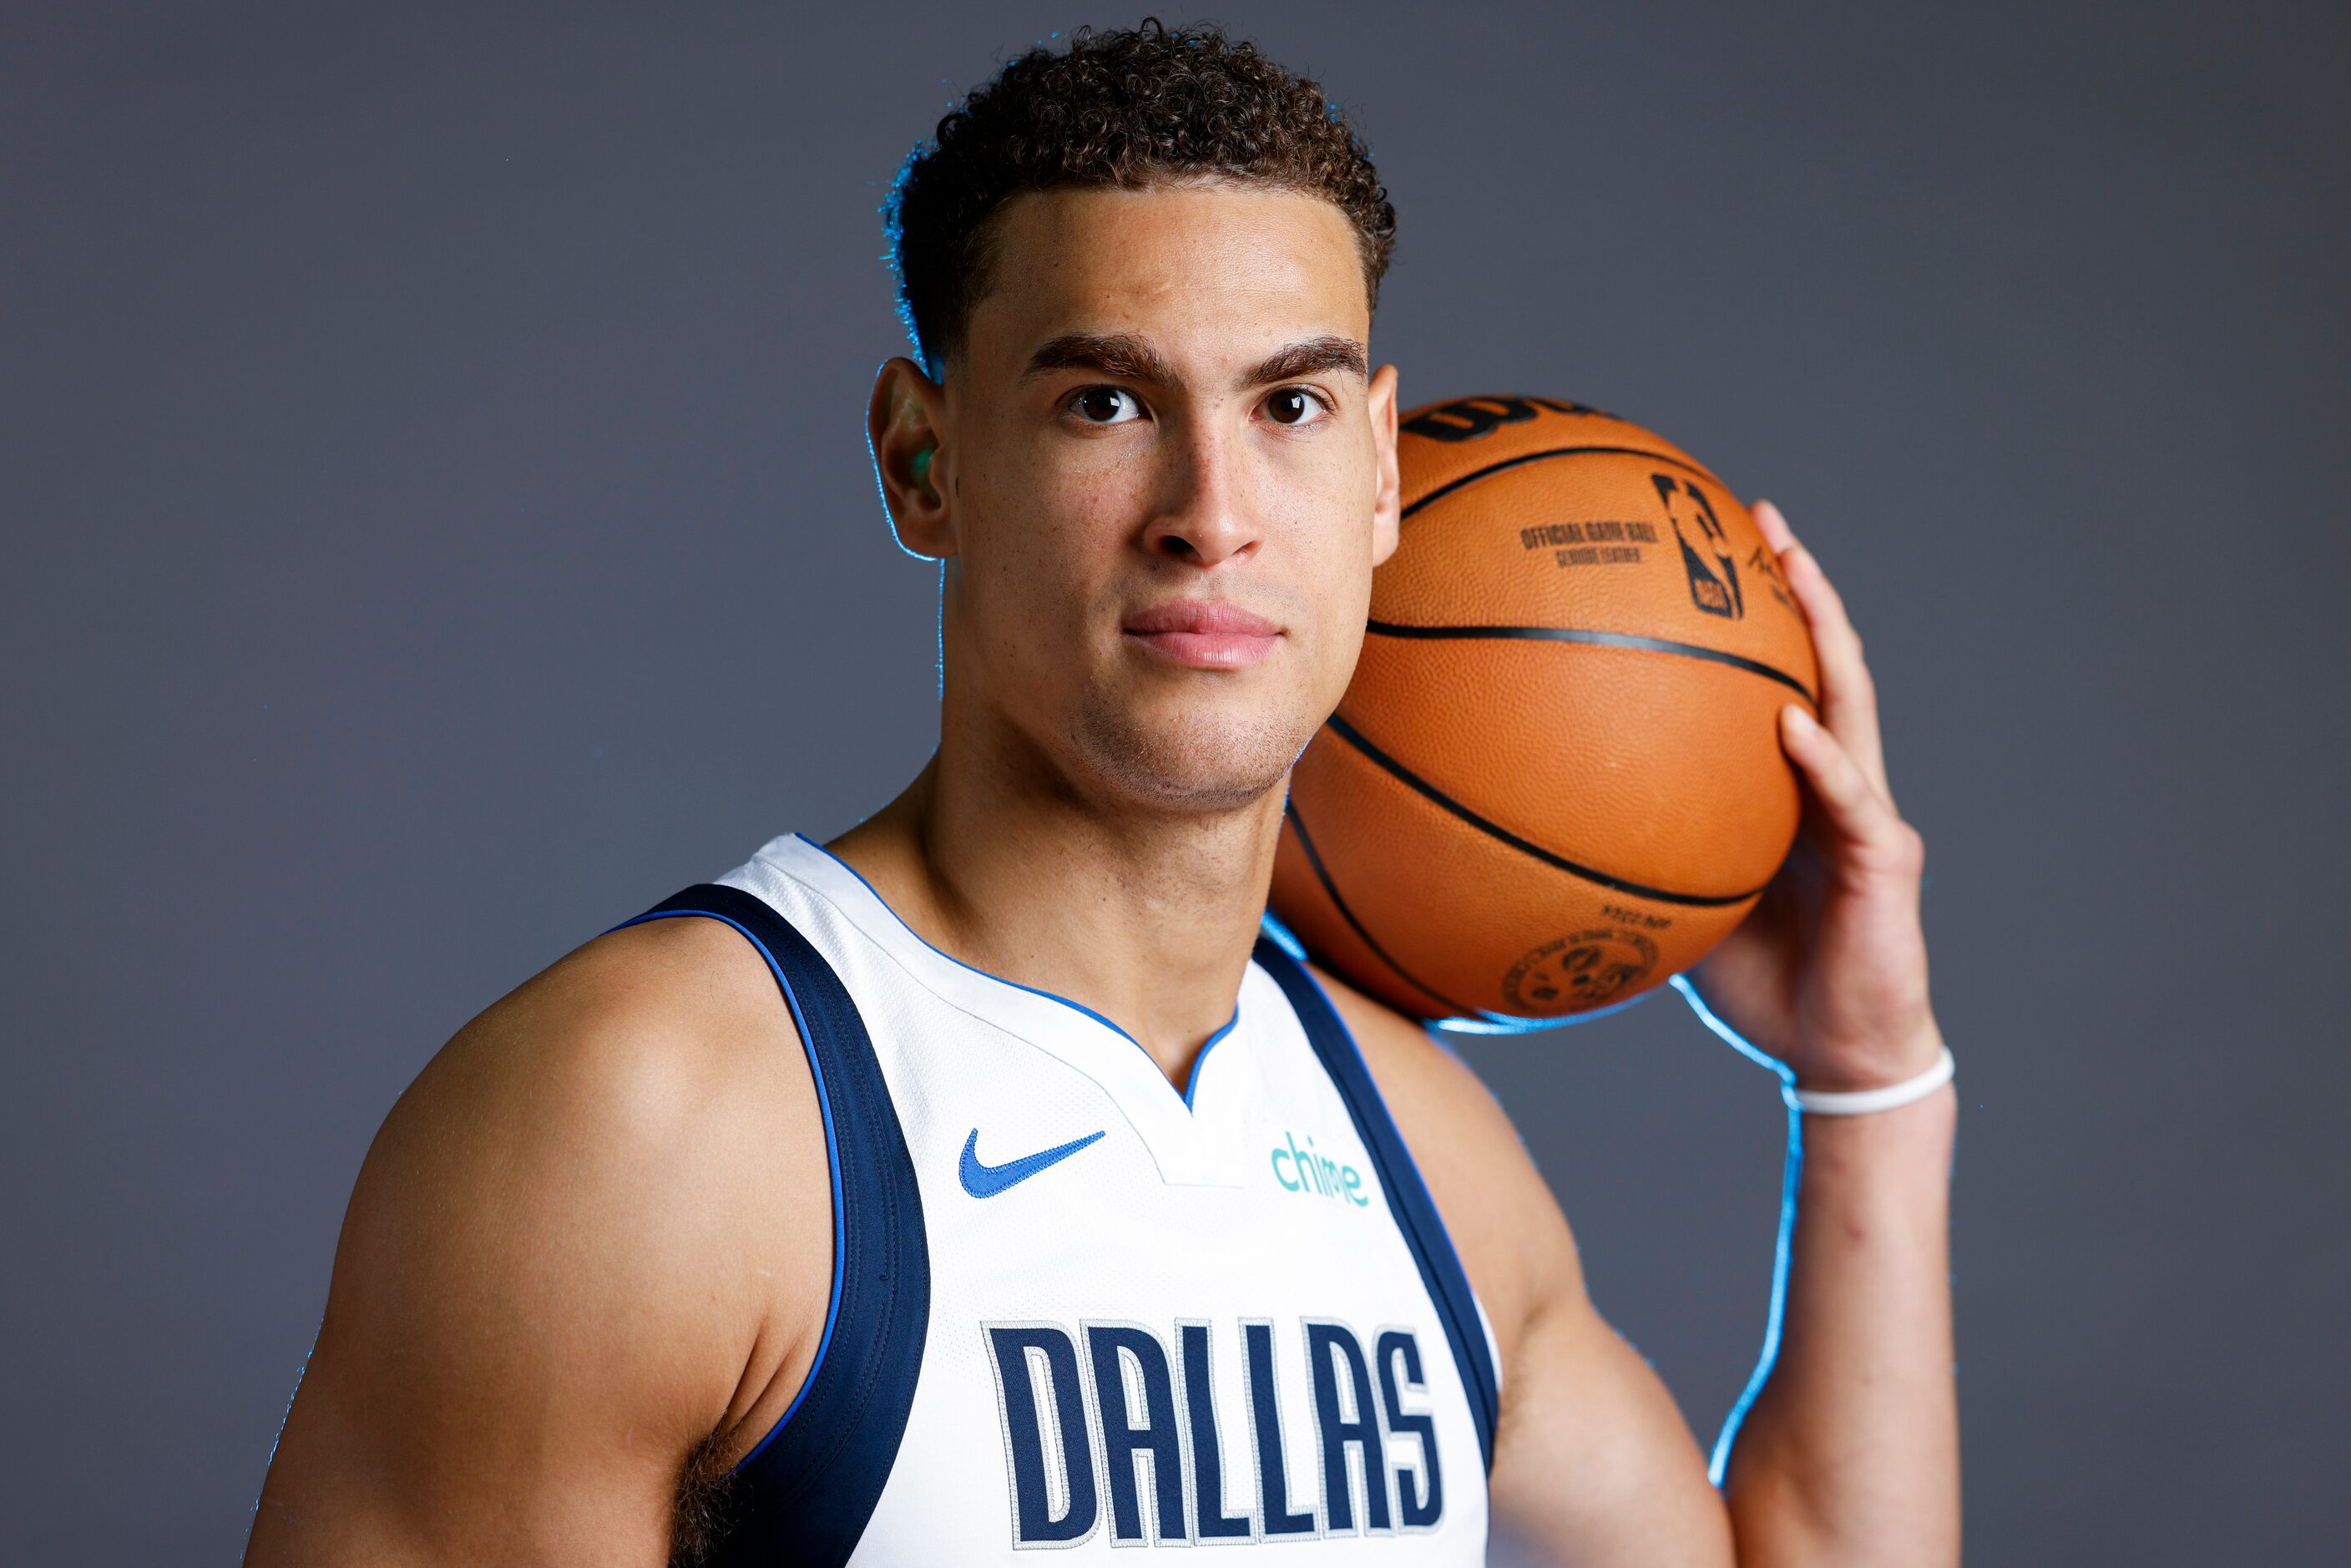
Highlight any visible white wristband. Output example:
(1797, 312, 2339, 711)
(1782, 1046, 1955, 1115)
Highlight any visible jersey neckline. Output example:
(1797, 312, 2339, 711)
(778, 832, 1241, 1111)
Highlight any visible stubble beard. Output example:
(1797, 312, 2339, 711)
(1068, 682, 1318, 816)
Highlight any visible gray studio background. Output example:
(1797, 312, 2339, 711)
(4, 3, 2344, 1560)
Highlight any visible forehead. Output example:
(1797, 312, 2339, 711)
(965, 183, 1369, 372)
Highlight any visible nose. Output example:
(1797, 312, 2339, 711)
(1142, 421, 1263, 569)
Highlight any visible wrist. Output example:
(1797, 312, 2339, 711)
(1792, 1074, 1958, 1183)
(1785, 1044, 1953, 1115)
(1785, 1018, 1948, 1106)
(1785, 1019, 1944, 1095)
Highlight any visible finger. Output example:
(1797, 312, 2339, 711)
(1777, 537, 1895, 807)
(1779, 705, 1919, 875)
(1751, 497, 1800, 556)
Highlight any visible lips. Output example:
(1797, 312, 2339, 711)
(1122, 599, 1283, 670)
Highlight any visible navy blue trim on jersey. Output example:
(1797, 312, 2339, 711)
(619, 885, 931, 1565)
(1251, 936, 1502, 1472)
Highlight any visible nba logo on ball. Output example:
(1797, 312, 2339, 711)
(1654, 473, 1745, 620)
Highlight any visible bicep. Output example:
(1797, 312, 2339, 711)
(247, 929, 818, 1565)
(1420, 1090, 1732, 1563)
(1487, 1293, 1732, 1565)
(1415, 1058, 1732, 1561)
(252, 1144, 695, 1562)
(1313, 969, 1730, 1564)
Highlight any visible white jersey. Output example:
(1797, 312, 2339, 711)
(624, 832, 1499, 1565)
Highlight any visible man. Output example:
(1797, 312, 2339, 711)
(248, 23, 1957, 1565)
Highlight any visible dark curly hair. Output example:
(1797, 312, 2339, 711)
(885, 19, 1397, 375)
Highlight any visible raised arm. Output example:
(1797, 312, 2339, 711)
(1684, 500, 1959, 1564)
(1320, 503, 1956, 1566)
(245, 916, 832, 1566)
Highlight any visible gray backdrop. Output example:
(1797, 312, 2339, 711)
(4, 3, 2344, 1560)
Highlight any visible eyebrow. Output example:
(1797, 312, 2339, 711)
(1243, 335, 1368, 386)
(1019, 331, 1368, 388)
(1021, 332, 1178, 385)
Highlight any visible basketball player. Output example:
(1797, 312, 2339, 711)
(247, 23, 1957, 1565)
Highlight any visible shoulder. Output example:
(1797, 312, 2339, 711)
(367, 911, 829, 1383)
(1303, 961, 1586, 1373)
(272, 914, 831, 1517)
(363, 914, 819, 1276)
(413, 912, 809, 1155)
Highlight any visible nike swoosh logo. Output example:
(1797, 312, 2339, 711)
(959, 1127, 1106, 1198)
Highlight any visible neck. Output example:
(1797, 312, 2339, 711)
(826, 708, 1287, 1090)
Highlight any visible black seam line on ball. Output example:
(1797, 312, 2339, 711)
(1322, 713, 1767, 908)
(1364, 620, 1818, 706)
(1399, 445, 1723, 521)
(1285, 802, 1480, 1021)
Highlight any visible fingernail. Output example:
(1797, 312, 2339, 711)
(1782, 704, 1818, 734)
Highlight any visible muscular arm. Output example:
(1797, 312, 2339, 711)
(1323, 969, 1956, 1566)
(245, 917, 831, 1566)
(1320, 970, 1735, 1564)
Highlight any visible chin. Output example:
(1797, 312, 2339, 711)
(1070, 691, 1317, 812)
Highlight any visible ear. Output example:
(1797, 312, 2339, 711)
(1368, 362, 1403, 567)
(867, 356, 955, 559)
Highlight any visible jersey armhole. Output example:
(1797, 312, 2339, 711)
(1251, 933, 1504, 1473)
(1475, 1291, 1505, 1395)
(615, 885, 932, 1566)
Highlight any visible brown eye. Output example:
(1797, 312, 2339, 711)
(1267, 388, 1325, 426)
(1073, 387, 1142, 424)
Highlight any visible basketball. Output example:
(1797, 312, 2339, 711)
(1270, 395, 1820, 1023)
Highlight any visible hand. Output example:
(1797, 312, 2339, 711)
(1687, 501, 1943, 1091)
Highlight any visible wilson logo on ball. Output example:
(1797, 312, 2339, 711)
(1399, 394, 1600, 443)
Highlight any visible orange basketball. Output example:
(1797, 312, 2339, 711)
(1269, 395, 1819, 1024)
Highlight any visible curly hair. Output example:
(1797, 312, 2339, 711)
(884, 19, 1397, 374)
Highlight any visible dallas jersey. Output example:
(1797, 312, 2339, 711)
(620, 833, 1501, 1563)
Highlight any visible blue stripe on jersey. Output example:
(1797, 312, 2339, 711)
(1250, 936, 1503, 1472)
(620, 886, 932, 1565)
(1181, 1009, 1241, 1107)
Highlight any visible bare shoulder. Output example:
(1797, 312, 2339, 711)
(407, 912, 812, 1170)
(356, 913, 824, 1337)
(250, 914, 829, 1561)
(1306, 963, 1585, 1368)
